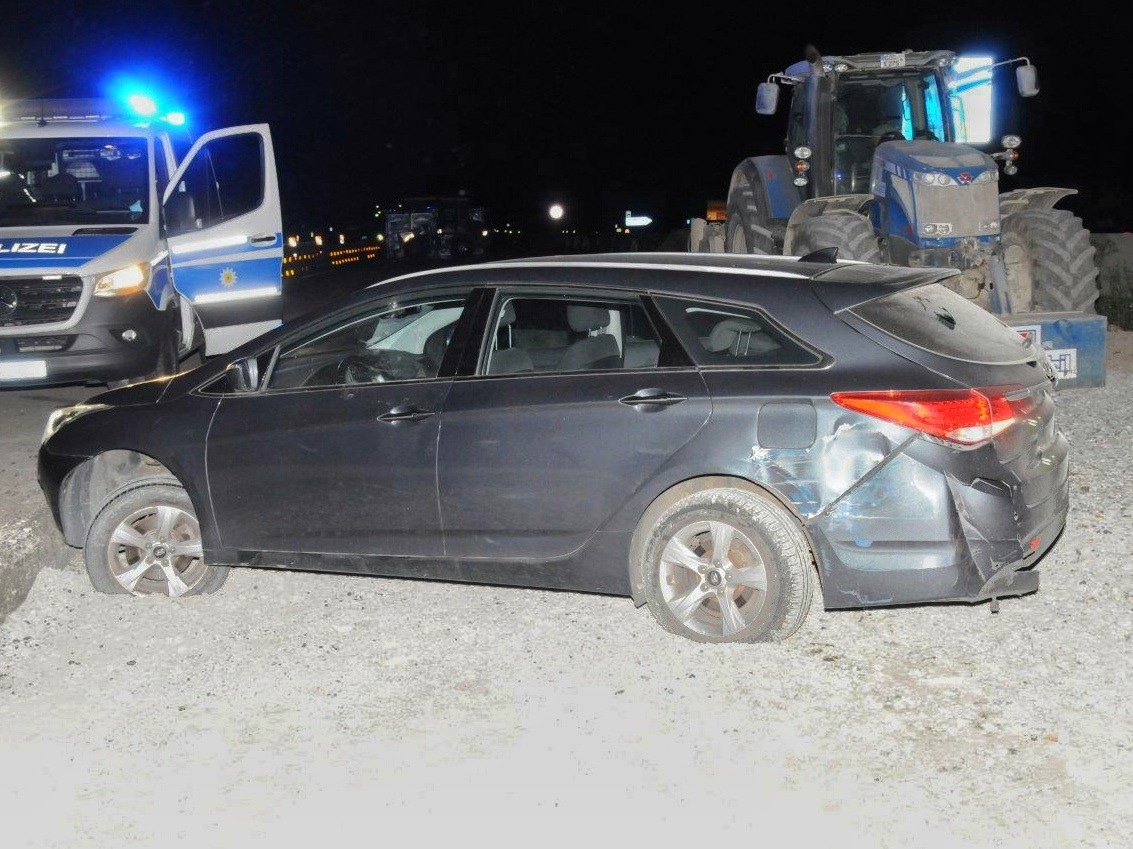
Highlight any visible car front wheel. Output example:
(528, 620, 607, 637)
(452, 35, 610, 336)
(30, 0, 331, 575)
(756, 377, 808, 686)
(84, 479, 228, 597)
(642, 488, 816, 643)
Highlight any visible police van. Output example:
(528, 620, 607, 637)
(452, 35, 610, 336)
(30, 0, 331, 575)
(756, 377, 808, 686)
(0, 97, 283, 386)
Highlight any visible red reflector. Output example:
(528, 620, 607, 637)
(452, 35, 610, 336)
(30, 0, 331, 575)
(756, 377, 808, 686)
(1030, 536, 1041, 551)
(830, 386, 1026, 446)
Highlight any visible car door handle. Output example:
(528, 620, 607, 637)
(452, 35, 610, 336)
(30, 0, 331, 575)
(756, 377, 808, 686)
(249, 233, 278, 245)
(377, 405, 436, 423)
(618, 388, 687, 408)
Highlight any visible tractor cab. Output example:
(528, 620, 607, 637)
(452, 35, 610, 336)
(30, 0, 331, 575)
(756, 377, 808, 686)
(764, 50, 1024, 201)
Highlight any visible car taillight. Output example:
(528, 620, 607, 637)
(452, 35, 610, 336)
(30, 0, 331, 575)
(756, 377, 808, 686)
(830, 385, 1028, 446)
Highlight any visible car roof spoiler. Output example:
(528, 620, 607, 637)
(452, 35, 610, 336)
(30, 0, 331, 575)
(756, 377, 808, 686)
(810, 265, 959, 313)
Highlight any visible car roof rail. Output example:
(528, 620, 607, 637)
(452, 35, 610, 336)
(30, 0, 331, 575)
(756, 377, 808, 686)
(798, 247, 839, 263)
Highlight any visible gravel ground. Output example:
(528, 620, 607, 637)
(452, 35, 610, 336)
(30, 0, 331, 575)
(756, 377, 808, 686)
(1, 333, 1131, 847)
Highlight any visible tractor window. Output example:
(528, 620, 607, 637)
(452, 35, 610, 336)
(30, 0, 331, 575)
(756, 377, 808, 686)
(833, 71, 950, 195)
(949, 57, 994, 144)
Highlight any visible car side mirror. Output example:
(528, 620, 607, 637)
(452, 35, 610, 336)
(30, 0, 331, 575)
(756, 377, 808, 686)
(755, 82, 781, 115)
(225, 356, 260, 393)
(1016, 64, 1039, 97)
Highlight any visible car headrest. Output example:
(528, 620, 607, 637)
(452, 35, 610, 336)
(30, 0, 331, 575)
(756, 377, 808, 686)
(707, 318, 763, 353)
(567, 305, 610, 332)
(500, 301, 516, 326)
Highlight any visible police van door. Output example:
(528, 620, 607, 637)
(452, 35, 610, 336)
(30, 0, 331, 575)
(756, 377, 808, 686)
(162, 124, 283, 355)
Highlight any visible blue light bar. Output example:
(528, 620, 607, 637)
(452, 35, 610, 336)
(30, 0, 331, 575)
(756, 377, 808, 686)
(164, 112, 186, 126)
(127, 94, 158, 117)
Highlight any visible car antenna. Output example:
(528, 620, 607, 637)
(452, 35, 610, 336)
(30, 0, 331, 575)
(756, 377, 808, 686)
(798, 247, 839, 263)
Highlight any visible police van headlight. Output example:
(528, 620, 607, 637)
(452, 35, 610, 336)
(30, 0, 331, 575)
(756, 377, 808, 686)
(94, 264, 149, 297)
(42, 404, 110, 444)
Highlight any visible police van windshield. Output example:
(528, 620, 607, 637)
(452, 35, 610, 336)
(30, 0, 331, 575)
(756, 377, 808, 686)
(0, 137, 150, 227)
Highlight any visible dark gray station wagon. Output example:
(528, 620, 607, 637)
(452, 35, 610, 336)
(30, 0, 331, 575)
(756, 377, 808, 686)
(39, 254, 1069, 642)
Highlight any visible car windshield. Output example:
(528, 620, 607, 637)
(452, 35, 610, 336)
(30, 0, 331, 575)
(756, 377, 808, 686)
(832, 71, 947, 194)
(0, 136, 150, 226)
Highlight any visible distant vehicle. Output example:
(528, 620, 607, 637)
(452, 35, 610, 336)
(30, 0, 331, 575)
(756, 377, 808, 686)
(39, 253, 1068, 643)
(384, 196, 489, 261)
(0, 96, 283, 387)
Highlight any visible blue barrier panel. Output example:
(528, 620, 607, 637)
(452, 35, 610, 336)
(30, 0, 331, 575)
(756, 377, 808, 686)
(1003, 312, 1107, 389)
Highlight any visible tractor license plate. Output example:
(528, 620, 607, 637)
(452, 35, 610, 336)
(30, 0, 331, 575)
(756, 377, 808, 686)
(0, 359, 47, 380)
(879, 53, 906, 68)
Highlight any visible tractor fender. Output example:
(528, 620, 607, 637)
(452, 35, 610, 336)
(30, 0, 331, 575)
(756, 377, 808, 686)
(783, 194, 872, 255)
(998, 187, 1078, 217)
(730, 155, 801, 224)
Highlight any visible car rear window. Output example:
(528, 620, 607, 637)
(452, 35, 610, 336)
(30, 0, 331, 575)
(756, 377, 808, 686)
(850, 283, 1033, 364)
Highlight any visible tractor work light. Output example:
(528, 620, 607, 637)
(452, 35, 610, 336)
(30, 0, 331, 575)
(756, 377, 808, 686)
(1001, 135, 1022, 149)
(793, 176, 808, 187)
(793, 145, 812, 159)
(794, 160, 809, 173)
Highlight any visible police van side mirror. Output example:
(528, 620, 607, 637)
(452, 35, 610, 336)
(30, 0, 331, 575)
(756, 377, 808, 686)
(164, 191, 198, 236)
(756, 82, 781, 115)
(1016, 64, 1039, 97)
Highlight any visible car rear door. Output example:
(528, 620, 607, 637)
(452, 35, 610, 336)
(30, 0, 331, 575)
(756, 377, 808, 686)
(436, 287, 712, 561)
(163, 125, 283, 355)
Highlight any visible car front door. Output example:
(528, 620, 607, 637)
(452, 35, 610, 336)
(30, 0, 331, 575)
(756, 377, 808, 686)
(163, 124, 283, 355)
(205, 292, 474, 557)
(437, 288, 711, 561)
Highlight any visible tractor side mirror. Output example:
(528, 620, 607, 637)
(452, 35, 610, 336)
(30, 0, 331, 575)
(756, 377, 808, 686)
(1016, 64, 1039, 97)
(756, 82, 781, 115)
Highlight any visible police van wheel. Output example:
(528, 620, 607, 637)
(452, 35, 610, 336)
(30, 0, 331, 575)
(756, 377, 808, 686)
(84, 479, 229, 597)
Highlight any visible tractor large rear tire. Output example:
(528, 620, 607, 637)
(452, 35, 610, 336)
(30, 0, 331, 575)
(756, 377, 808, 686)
(792, 213, 881, 262)
(1002, 209, 1099, 313)
(725, 173, 775, 255)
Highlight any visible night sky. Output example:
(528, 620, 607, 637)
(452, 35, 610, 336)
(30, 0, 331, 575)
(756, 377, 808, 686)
(2, 0, 1128, 235)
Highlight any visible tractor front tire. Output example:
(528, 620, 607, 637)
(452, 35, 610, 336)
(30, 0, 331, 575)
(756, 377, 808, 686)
(792, 213, 881, 262)
(1002, 209, 1099, 313)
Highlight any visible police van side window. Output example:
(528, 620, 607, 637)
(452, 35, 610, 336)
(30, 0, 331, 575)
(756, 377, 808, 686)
(167, 134, 264, 235)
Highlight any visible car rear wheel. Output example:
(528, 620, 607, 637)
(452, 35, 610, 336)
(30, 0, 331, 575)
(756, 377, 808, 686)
(642, 488, 816, 643)
(84, 480, 228, 597)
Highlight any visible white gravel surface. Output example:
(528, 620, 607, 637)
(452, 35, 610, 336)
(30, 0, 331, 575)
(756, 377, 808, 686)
(1, 334, 1131, 847)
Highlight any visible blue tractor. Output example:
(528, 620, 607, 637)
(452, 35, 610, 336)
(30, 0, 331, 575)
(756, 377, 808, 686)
(694, 47, 1100, 317)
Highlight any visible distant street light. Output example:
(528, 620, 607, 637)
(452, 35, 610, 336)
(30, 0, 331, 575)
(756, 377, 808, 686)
(548, 203, 565, 221)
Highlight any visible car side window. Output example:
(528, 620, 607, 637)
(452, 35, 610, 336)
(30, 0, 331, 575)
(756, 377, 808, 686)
(484, 295, 664, 375)
(266, 296, 468, 390)
(654, 297, 824, 368)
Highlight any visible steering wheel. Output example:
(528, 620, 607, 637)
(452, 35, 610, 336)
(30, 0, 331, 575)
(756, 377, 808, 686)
(340, 354, 392, 385)
(878, 130, 905, 143)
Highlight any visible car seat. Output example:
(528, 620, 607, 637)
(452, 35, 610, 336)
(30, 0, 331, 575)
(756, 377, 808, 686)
(555, 305, 620, 372)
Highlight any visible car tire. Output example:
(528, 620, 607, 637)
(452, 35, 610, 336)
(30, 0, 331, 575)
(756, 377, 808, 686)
(84, 479, 229, 597)
(641, 488, 815, 643)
